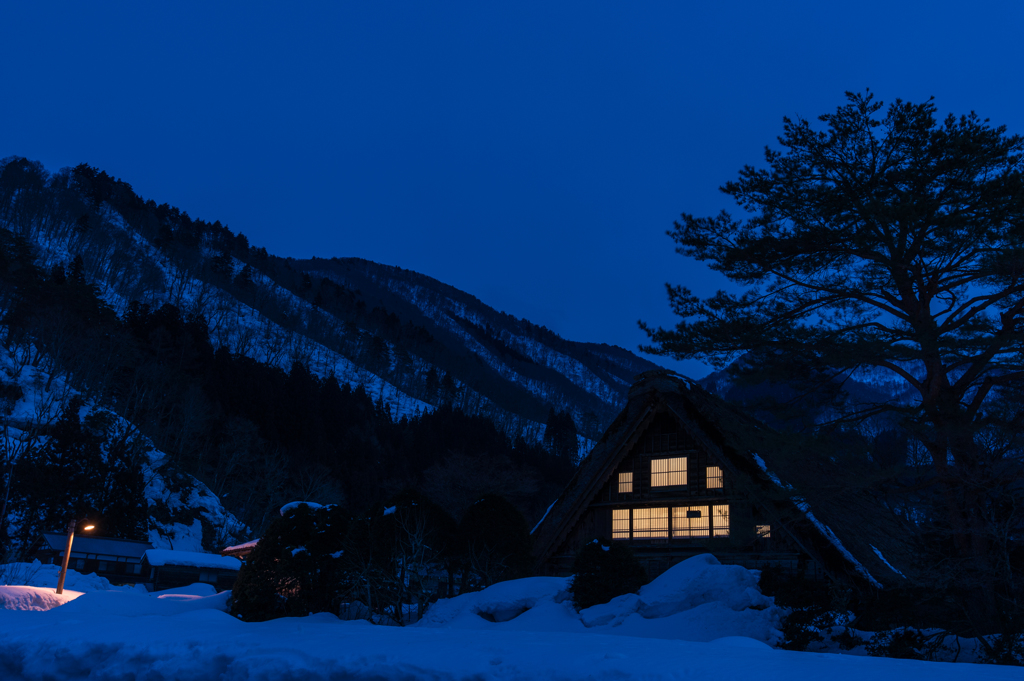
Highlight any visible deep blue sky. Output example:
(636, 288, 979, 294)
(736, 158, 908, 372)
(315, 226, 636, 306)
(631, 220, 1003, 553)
(3, 3, 1023, 378)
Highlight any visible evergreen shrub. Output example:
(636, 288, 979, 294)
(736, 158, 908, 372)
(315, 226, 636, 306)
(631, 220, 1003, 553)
(568, 539, 647, 611)
(459, 494, 532, 587)
(230, 503, 349, 622)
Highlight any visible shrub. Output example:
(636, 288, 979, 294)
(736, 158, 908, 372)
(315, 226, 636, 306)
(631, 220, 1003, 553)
(230, 503, 349, 622)
(569, 539, 647, 611)
(459, 495, 532, 587)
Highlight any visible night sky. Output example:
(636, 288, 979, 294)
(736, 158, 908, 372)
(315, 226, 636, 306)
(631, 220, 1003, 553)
(2, 3, 1022, 378)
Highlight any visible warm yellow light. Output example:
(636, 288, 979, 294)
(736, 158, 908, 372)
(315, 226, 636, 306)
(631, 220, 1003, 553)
(81, 524, 95, 531)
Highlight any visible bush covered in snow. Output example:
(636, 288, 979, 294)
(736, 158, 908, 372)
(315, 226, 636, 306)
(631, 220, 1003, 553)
(568, 539, 647, 610)
(230, 503, 349, 621)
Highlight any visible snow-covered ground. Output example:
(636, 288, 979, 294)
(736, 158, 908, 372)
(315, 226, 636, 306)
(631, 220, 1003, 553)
(0, 556, 1015, 680)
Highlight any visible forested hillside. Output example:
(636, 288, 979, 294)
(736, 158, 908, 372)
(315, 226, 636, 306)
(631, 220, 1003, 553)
(0, 156, 642, 550)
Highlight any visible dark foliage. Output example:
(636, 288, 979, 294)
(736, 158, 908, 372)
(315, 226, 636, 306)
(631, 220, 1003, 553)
(568, 539, 648, 611)
(10, 396, 149, 545)
(642, 92, 1024, 639)
(543, 408, 579, 463)
(230, 503, 349, 622)
(458, 495, 532, 587)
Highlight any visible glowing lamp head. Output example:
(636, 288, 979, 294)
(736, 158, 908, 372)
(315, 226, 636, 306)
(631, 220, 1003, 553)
(81, 524, 95, 531)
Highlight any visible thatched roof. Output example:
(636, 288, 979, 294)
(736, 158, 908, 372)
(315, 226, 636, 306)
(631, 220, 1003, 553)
(532, 369, 917, 589)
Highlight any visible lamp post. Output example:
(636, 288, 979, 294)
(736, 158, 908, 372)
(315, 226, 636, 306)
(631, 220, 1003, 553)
(55, 519, 94, 595)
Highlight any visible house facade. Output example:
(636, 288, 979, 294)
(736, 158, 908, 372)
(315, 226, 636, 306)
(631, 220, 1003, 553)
(532, 370, 912, 588)
(29, 534, 154, 585)
(141, 549, 242, 592)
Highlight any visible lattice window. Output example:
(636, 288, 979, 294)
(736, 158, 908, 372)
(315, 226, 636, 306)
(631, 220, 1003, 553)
(706, 466, 723, 489)
(713, 505, 730, 537)
(756, 524, 771, 539)
(612, 509, 630, 539)
(672, 506, 710, 537)
(632, 507, 669, 538)
(651, 457, 687, 487)
(618, 472, 633, 494)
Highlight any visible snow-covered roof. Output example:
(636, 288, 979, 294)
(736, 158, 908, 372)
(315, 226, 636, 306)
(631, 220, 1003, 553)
(222, 539, 259, 554)
(280, 501, 323, 516)
(143, 550, 242, 571)
(36, 533, 153, 560)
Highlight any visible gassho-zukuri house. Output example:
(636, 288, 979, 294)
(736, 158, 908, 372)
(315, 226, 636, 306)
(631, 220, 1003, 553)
(531, 370, 915, 590)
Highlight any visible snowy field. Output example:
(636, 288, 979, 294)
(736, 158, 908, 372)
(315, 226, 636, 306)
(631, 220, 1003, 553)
(0, 556, 1017, 681)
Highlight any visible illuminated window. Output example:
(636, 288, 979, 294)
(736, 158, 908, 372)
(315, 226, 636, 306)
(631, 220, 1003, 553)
(612, 509, 630, 539)
(672, 506, 710, 538)
(632, 507, 669, 538)
(756, 524, 771, 539)
(713, 505, 730, 537)
(707, 466, 723, 489)
(651, 457, 687, 487)
(618, 472, 633, 494)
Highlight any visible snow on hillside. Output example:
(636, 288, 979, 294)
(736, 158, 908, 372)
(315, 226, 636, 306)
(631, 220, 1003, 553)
(0, 342, 246, 552)
(364, 273, 629, 408)
(22, 204, 432, 422)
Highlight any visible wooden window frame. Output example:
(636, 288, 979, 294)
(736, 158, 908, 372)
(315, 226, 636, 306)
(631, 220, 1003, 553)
(651, 456, 687, 487)
(614, 503, 731, 540)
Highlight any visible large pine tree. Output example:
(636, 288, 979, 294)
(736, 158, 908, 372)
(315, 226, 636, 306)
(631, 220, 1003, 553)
(642, 91, 1024, 634)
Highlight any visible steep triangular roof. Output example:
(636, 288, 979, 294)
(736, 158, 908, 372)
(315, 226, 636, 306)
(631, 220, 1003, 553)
(532, 370, 916, 589)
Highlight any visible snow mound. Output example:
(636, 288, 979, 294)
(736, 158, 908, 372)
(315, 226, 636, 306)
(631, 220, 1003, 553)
(579, 592, 641, 627)
(637, 553, 772, 618)
(54, 588, 231, 618)
(418, 554, 782, 645)
(0, 561, 124, 593)
(280, 500, 323, 516)
(418, 577, 572, 626)
(709, 635, 775, 650)
(152, 583, 219, 597)
(0, 585, 82, 611)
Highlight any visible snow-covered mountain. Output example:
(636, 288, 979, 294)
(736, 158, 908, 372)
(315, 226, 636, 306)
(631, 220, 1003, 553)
(296, 257, 660, 440)
(0, 157, 658, 547)
(4, 159, 659, 439)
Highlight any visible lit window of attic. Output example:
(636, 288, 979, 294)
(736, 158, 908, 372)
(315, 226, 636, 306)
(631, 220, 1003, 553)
(618, 471, 633, 494)
(651, 457, 686, 486)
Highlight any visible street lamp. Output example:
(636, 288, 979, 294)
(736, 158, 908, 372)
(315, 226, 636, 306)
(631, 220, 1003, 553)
(55, 519, 94, 595)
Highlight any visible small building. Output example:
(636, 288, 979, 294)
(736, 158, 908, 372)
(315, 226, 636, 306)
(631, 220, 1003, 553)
(29, 534, 154, 585)
(531, 370, 914, 589)
(141, 549, 242, 592)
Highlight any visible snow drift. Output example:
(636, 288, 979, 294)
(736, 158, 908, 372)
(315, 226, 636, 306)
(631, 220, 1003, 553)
(417, 554, 783, 645)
